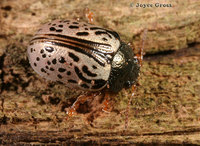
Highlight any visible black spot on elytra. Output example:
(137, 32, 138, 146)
(52, 58, 57, 64)
(82, 65, 97, 77)
(45, 66, 49, 69)
(58, 24, 63, 27)
(68, 79, 77, 83)
(68, 52, 79, 62)
(50, 67, 54, 71)
(57, 74, 62, 79)
(75, 66, 107, 89)
(63, 20, 70, 23)
(58, 56, 66, 63)
(56, 29, 63, 32)
(58, 68, 66, 72)
(74, 66, 91, 83)
(47, 60, 51, 65)
(69, 25, 79, 29)
(76, 32, 89, 36)
(42, 54, 46, 58)
(67, 71, 71, 75)
(45, 46, 54, 53)
(85, 28, 88, 30)
(50, 27, 56, 31)
(34, 63, 37, 66)
(83, 24, 87, 26)
(30, 48, 33, 52)
(52, 24, 56, 26)
(40, 49, 44, 54)
(36, 57, 40, 61)
(81, 84, 89, 89)
(70, 63, 73, 66)
(41, 68, 46, 73)
(95, 31, 112, 38)
(73, 22, 79, 24)
(92, 65, 97, 69)
(48, 23, 51, 25)
(102, 37, 108, 41)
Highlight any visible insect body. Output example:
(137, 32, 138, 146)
(27, 19, 140, 93)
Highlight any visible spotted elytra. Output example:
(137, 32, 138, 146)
(27, 19, 144, 128)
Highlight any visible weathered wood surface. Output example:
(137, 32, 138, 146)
(0, 0, 200, 145)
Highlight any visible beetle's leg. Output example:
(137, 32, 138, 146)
(85, 7, 94, 24)
(102, 92, 112, 113)
(124, 85, 136, 130)
(134, 29, 148, 67)
(66, 92, 100, 118)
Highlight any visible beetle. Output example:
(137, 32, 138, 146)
(27, 18, 144, 127)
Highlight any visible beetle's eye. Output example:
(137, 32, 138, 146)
(124, 81, 131, 88)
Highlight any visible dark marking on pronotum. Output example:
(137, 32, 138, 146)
(58, 56, 66, 63)
(69, 25, 79, 29)
(81, 84, 89, 89)
(45, 46, 54, 52)
(58, 68, 66, 72)
(68, 52, 79, 62)
(50, 27, 56, 31)
(82, 65, 97, 77)
(52, 58, 57, 64)
(57, 74, 62, 79)
(36, 57, 40, 61)
(68, 79, 77, 83)
(76, 32, 89, 36)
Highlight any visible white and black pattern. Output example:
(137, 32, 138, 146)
(27, 19, 121, 91)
